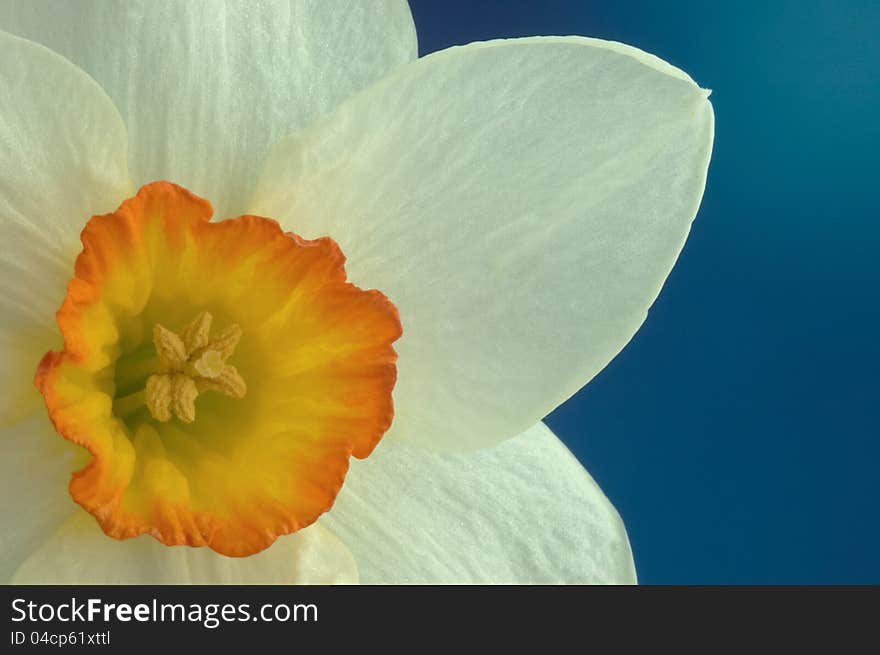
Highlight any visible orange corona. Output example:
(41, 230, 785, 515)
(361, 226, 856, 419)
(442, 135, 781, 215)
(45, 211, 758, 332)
(36, 182, 401, 557)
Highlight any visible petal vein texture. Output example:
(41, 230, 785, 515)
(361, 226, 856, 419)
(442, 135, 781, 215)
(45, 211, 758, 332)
(253, 37, 715, 451)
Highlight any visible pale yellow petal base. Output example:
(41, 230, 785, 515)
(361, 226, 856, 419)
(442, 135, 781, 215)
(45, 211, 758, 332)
(12, 512, 358, 585)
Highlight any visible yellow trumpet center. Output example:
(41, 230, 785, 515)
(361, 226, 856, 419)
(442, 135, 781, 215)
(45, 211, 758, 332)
(35, 182, 402, 557)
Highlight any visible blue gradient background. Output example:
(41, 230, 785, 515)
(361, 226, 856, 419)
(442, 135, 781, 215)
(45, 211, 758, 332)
(408, 0, 880, 583)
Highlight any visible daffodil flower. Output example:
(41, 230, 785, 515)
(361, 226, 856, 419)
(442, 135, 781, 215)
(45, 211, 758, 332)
(0, 1, 713, 584)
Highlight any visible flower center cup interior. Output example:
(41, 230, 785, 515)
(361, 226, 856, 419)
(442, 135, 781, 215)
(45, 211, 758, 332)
(35, 182, 401, 556)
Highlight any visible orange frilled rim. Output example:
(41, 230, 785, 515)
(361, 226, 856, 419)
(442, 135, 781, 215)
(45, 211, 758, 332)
(35, 182, 402, 557)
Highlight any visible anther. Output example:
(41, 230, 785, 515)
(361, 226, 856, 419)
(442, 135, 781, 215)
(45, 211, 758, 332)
(142, 312, 246, 423)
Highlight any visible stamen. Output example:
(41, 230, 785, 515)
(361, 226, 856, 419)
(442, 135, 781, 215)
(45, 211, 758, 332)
(205, 324, 242, 360)
(153, 324, 187, 370)
(197, 365, 247, 398)
(170, 374, 198, 424)
(145, 374, 172, 422)
(181, 311, 212, 353)
(140, 312, 246, 423)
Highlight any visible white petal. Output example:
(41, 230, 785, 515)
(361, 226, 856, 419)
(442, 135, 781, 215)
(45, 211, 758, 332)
(323, 422, 636, 584)
(0, 0, 417, 218)
(0, 30, 132, 426)
(252, 37, 714, 451)
(0, 412, 86, 582)
(12, 512, 357, 585)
